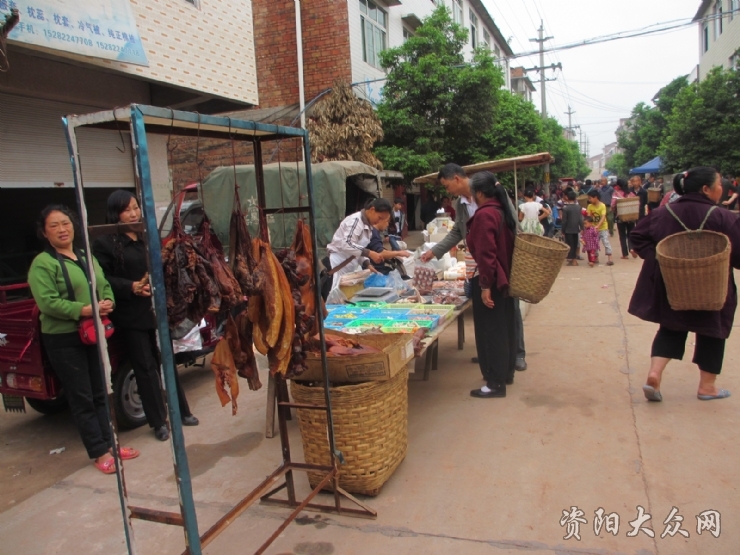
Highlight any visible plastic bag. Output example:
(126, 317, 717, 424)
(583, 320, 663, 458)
(387, 269, 412, 294)
(364, 273, 389, 288)
(326, 287, 349, 305)
(414, 262, 437, 295)
(173, 322, 204, 353)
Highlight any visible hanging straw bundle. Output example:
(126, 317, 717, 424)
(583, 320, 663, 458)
(307, 80, 384, 169)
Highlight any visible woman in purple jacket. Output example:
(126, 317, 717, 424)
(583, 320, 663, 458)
(629, 167, 740, 402)
(466, 172, 517, 399)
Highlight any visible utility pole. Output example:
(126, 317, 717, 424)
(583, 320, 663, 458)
(565, 105, 576, 140)
(524, 22, 559, 185)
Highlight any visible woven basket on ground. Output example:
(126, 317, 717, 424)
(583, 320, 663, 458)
(616, 197, 640, 222)
(509, 233, 569, 304)
(657, 230, 730, 311)
(291, 367, 408, 497)
(577, 195, 589, 209)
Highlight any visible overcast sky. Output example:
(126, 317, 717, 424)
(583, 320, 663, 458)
(481, 0, 701, 158)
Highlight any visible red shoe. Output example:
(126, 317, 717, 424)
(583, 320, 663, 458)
(119, 447, 140, 460)
(94, 457, 116, 474)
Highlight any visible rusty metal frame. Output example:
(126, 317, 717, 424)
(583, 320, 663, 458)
(62, 104, 375, 555)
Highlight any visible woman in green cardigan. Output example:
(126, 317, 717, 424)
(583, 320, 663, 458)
(28, 205, 139, 474)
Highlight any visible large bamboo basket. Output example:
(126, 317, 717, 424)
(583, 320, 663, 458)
(509, 233, 570, 304)
(616, 197, 640, 222)
(656, 230, 730, 311)
(648, 187, 663, 203)
(577, 195, 589, 209)
(291, 367, 408, 496)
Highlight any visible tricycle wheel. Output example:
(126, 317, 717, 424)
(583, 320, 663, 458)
(26, 395, 68, 415)
(112, 361, 148, 430)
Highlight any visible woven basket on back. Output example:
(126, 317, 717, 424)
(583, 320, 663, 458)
(647, 187, 662, 203)
(616, 197, 640, 222)
(656, 205, 730, 311)
(509, 233, 570, 304)
(291, 367, 408, 497)
(577, 195, 589, 209)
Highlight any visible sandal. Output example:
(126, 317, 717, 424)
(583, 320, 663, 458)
(697, 389, 731, 401)
(119, 447, 140, 460)
(94, 457, 117, 474)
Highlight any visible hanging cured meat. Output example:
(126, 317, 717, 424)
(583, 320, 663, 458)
(202, 219, 242, 308)
(229, 201, 258, 295)
(291, 220, 319, 337)
(211, 338, 239, 415)
(162, 214, 221, 330)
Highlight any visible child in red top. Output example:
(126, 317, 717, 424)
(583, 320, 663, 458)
(581, 216, 600, 266)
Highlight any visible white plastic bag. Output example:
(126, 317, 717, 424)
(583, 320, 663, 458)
(387, 269, 412, 294)
(326, 287, 349, 305)
(172, 323, 203, 353)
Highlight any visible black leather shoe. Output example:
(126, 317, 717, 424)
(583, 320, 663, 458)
(470, 385, 506, 398)
(515, 358, 527, 371)
(182, 415, 199, 426)
(154, 425, 170, 441)
(471, 357, 479, 363)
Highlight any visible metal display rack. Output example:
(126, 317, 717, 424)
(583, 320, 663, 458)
(61, 105, 375, 555)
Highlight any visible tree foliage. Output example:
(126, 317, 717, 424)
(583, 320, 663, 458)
(605, 153, 628, 178)
(662, 67, 740, 172)
(617, 76, 688, 170)
(374, 6, 584, 184)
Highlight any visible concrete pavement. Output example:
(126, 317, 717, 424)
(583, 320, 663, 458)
(0, 240, 737, 555)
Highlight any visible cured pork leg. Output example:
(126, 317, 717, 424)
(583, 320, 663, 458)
(211, 339, 239, 415)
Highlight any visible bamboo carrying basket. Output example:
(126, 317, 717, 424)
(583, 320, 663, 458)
(291, 367, 408, 496)
(616, 196, 640, 222)
(509, 233, 570, 304)
(577, 195, 589, 209)
(656, 206, 730, 311)
(647, 187, 663, 203)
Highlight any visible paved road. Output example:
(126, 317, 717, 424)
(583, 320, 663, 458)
(0, 240, 737, 554)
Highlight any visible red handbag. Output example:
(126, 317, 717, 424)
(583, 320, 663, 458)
(78, 316, 115, 345)
(55, 249, 116, 345)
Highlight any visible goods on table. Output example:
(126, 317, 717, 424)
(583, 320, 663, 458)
(414, 265, 436, 295)
(509, 233, 569, 304)
(291, 367, 408, 496)
(324, 303, 454, 334)
(656, 229, 730, 311)
(311, 333, 382, 356)
(616, 197, 640, 222)
(162, 215, 222, 330)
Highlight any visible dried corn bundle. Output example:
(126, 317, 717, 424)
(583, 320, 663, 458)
(308, 80, 384, 169)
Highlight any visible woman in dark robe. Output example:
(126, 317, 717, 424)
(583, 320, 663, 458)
(629, 167, 740, 402)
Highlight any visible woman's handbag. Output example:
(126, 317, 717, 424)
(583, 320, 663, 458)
(55, 250, 115, 345)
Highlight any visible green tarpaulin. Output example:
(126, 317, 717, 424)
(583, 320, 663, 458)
(201, 161, 380, 252)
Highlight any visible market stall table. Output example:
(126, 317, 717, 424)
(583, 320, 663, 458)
(410, 299, 471, 381)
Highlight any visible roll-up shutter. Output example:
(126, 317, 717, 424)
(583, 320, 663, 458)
(0, 93, 135, 189)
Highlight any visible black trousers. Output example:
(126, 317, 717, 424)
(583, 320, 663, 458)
(513, 298, 526, 360)
(124, 328, 192, 429)
(471, 277, 517, 387)
(43, 340, 111, 459)
(651, 326, 725, 375)
(564, 233, 579, 260)
(617, 221, 635, 257)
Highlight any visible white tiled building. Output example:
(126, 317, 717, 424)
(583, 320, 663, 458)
(694, 0, 740, 79)
(349, 0, 514, 104)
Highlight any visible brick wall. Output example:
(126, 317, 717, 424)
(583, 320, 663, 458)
(171, 0, 353, 189)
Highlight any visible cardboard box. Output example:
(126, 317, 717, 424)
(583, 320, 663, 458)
(298, 330, 415, 383)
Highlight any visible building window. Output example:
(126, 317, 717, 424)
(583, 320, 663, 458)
(732, 0, 739, 20)
(469, 10, 478, 48)
(183, 0, 198, 6)
(715, 1, 723, 37)
(403, 27, 412, 42)
(453, 0, 463, 25)
(483, 29, 491, 50)
(731, 53, 740, 70)
(360, 0, 387, 69)
(432, 0, 444, 6)
(704, 23, 710, 52)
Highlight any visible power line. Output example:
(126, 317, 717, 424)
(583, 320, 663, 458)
(505, 10, 736, 60)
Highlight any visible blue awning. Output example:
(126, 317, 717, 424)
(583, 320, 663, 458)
(630, 156, 663, 175)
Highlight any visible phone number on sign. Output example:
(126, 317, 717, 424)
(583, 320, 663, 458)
(43, 29, 93, 46)
(95, 41, 141, 56)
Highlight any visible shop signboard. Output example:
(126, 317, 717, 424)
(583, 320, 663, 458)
(4, 0, 148, 66)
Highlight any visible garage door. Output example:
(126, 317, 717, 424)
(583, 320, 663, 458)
(0, 93, 135, 189)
